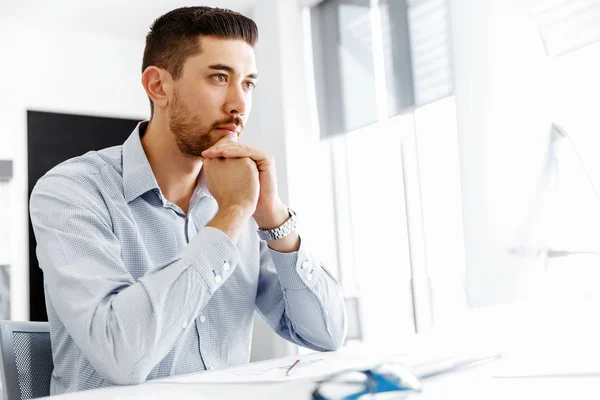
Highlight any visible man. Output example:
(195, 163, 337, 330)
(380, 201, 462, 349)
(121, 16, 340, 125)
(29, 6, 346, 395)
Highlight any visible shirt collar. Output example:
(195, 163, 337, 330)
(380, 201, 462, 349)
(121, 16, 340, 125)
(123, 121, 211, 204)
(123, 121, 160, 203)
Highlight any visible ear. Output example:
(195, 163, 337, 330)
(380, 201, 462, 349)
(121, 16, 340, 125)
(141, 66, 173, 111)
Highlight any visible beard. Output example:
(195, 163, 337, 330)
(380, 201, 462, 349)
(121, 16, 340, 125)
(168, 89, 244, 158)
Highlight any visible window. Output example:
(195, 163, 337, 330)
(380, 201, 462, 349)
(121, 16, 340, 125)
(308, 0, 463, 350)
(310, 0, 378, 135)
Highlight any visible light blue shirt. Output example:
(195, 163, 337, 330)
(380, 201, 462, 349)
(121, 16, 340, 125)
(29, 121, 346, 395)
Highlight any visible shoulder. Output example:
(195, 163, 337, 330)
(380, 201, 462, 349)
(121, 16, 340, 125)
(45, 145, 123, 181)
(30, 146, 124, 214)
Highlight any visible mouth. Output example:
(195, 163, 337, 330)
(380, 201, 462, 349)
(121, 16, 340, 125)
(216, 126, 240, 139)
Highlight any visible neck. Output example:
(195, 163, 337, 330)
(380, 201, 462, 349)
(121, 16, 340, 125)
(141, 117, 202, 214)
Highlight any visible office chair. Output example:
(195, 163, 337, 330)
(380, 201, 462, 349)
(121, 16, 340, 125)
(0, 321, 53, 400)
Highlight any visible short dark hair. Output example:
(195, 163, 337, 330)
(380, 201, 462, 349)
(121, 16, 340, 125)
(142, 6, 259, 117)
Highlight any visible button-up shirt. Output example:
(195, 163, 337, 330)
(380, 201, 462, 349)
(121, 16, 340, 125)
(29, 121, 347, 395)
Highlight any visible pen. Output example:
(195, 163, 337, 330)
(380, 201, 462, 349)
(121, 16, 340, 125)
(286, 359, 301, 376)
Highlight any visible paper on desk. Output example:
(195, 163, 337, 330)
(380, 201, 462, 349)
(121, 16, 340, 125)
(162, 351, 382, 383)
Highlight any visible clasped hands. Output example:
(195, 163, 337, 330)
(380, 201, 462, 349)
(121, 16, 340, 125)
(201, 136, 289, 230)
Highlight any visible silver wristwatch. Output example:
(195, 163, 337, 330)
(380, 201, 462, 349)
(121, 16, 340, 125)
(257, 208, 298, 241)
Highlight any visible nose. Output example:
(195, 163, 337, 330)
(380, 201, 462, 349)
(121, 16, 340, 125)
(223, 85, 249, 117)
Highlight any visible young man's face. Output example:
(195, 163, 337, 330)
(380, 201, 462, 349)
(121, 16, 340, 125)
(168, 35, 258, 157)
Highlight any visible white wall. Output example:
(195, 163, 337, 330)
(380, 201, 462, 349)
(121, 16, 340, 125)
(0, 16, 149, 321)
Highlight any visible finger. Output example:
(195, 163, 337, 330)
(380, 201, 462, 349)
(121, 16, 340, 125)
(205, 146, 274, 171)
(201, 142, 238, 157)
(205, 134, 239, 152)
(217, 133, 239, 144)
(201, 139, 239, 158)
(203, 144, 268, 162)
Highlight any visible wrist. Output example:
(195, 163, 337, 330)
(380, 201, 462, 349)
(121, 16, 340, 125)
(219, 204, 254, 220)
(257, 207, 298, 244)
(207, 205, 252, 242)
(254, 203, 289, 230)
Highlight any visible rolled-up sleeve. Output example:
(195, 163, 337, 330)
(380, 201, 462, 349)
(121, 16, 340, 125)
(254, 238, 347, 351)
(30, 172, 239, 385)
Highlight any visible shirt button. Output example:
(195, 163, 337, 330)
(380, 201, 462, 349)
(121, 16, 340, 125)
(208, 366, 215, 371)
(223, 262, 230, 271)
(200, 315, 206, 323)
(214, 275, 222, 283)
(301, 260, 309, 270)
(307, 268, 313, 281)
(182, 320, 188, 329)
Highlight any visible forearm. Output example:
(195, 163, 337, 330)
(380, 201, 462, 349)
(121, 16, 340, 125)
(207, 206, 252, 243)
(69, 261, 209, 384)
(257, 242, 347, 351)
(42, 227, 239, 385)
(30, 173, 243, 384)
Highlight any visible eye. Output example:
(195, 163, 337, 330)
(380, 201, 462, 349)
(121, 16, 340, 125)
(244, 81, 256, 91)
(212, 74, 228, 82)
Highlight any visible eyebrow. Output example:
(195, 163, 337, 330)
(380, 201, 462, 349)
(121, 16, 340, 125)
(208, 64, 258, 80)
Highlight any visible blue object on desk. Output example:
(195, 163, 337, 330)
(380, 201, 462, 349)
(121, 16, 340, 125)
(311, 363, 422, 400)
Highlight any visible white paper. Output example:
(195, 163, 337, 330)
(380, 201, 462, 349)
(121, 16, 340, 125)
(161, 351, 382, 384)
(157, 341, 508, 385)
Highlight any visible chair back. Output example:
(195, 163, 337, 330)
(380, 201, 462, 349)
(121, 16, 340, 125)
(0, 321, 53, 400)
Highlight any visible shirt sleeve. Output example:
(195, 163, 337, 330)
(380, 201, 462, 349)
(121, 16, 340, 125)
(30, 171, 239, 385)
(254, 238, 347, 351)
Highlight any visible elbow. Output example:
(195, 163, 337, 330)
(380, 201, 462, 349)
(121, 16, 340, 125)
(327, 329, 347, 351)
(84, 310, 153, 385)
(105, 371, 148, 386)
(96, 366, 148, 386)
(87, 355, 149, 386)
(333, 334, 346, 351)
(331, 307, 349, 351)
(314, 332, 345, 352)
(321, 314, 348, 352)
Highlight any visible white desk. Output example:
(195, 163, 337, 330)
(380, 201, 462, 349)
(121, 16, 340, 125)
(42, 349, 600, 400)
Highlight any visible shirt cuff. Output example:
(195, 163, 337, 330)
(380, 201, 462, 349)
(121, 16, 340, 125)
(269, 238, 322, 290)
(182, 226, 240, 293)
